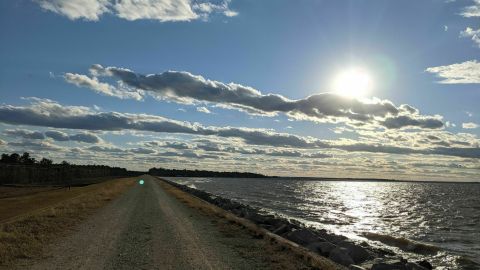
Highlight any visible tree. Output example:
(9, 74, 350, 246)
(39, 158, 53, 166)
(0, 154, 9, 163)
(19, 152, 35, 165)
(8, 153, 20, 164)
(61, 160, 70, 166)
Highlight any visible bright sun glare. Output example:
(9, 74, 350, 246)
(333, 68, 372, 98)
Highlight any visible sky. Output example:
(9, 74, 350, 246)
(0, 0, 479, 181)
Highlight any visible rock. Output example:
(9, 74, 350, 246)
(263, 217, 283, 227)
(349, 265, 366, 270)
(371, 262, 407, 270)
(328, 247, 355, 266)
(305, 240, 329, 253)
(285, 228, 321, 245)
(272, 224, 289, 235)
(415, 260, 432, 270)
(405, 262, 428, 270)
(317, 229, 348, 243)
(337, 241, 372, 263)
(245, 211, 266, 224)
(310, 241, 337, 256)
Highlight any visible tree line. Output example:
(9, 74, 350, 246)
(148, 167, 270, 178)
(0, 152, 142, 185)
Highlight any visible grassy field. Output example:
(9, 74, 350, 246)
(0, 177, 136, 266)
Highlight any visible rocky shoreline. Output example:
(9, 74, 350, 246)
(162, 178, 435, 270)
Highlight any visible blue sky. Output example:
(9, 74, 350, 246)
(0, 0, 479, 181)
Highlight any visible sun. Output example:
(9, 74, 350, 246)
(332, 68, 372, 98)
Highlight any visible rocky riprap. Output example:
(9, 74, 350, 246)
(163, 179, 434, 270)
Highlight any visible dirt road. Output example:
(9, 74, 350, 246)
(23, 175, 311, 270)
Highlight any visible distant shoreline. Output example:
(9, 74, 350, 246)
(161, 174, 480, 184)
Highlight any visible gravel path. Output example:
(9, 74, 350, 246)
(25, 175, 297, 270)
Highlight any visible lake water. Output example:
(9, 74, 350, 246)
(166, 177, 480, 269)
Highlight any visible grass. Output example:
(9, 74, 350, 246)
(0, 177, 135, 266)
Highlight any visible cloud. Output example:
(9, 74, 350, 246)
(425, 60, 480, 83)
(71, 64, 443, 130)
(380, 115, 443, 129)
(35, 0, 109, 21)
(68, 132, 101, 143)
(64, 73, 143, 100)
(460, 0, 480, 17)
(196, 106, 212, 114)
(462, 122, 479, 129)
(7, 140, 64, 152)
(0, 98, 477, 159)
(35, 0, 237, 22)
(3, 129, 45, 140)
(10, 129, 103, 143)
(44, 130, 70, 141)
(460, 27, 480, 48)
(87, 145, 124, 153)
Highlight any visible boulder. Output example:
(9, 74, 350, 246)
(308, 241, 337, 256)
(316, 229, 348, 243)
(272, 224, 289, 235)
(405, 262, 428, 270)
(415, 260, 432, 270)
(245, 211, 266, 224)
(285, 228, 321, 245)
(349, 265, 367, 270)
(337, 241, 372, 263)
(328, 247, 355, 266)
(305, 240, 329, 252)
(371, 262, 407, 270)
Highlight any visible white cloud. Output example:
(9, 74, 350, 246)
(460, 0, 480, 17)
(425, 60, 480, 83)
(36, 0, 110, 21)
(64, 73, 144, 100)
(445, 121, 457, 128)
(462, 122, 479, 129)
(196, 106, 212, 114)
(113, 0, 198, 22)
(444, 25, 448, 32)
(460, 27, 480, 48)
(35, 0, 237, 22)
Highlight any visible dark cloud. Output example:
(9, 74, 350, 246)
(68, 133, 101, 143)
(0, 98, 477, 159)
(130, 147, 156, 154)
(381, 115, 443, 129)
(78, 65, 444, 129)
(4, 129, 45, 140)
(45, 130, 70, 141)
(87, 145, 124, 153)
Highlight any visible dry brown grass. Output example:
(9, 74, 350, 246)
(0, 186, 60, 200)
(157, 179, 345, 270)
(0, 177, 135, 266)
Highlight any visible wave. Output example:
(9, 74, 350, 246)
(363, 232, 440, 255)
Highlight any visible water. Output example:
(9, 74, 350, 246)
(166, 177, 480, 269)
